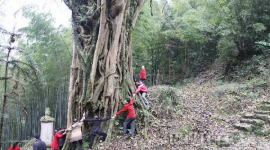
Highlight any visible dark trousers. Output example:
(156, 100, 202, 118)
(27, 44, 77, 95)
(59, 146, 63, 150)
(123, 117, 136, 137)
(89, 131, 107, 149)
(71, 140, 82, 150)
(133, 74, 137, 82)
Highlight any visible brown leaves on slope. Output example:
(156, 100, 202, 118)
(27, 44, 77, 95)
(96, 61, 270, 149)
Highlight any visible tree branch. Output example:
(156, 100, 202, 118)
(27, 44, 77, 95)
(0, 45, 24, 52)
(0, 27, 22, 37)
(0, 77, 12, 80)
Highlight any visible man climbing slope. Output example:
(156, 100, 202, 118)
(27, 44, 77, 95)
(115, 94, 136, 138)
(135, 81, 149, 105)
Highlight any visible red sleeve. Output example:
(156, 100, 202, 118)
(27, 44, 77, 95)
(117, 105, 127, 116)
(8, 146, 12, 150)
(16, 146, 20, 150)
(135, 86, 141, 94)
(130, 97, 134, 105)
(56, 132, 64, 138)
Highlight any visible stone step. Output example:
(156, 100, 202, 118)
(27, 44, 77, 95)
(242, 113, 270, 122)
(233, 123, 253, 132)
(242, 113, 256, 119)
(257, 104, 270, 111)
(254, 128, 270, 136)
(261, 128, 270, 135)
(254, 110, 270, 115)
(239, 118, 264, 126)
(262, 101, 270, 105)
(253, 114, 270, 122)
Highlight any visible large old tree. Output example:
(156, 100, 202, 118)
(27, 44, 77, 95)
(63, 0, 148, 145)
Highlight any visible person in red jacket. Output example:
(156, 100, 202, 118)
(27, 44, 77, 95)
(140, 66, 146, 83)
(115, 95, 136, 137)
(51, 128, 66, 150)
(135, 81, 149, 105)
(8, 142, 20, 150)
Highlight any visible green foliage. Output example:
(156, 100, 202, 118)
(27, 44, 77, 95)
(113, 113, 126, 135)
(0, 5, 73, 144)
(158, 88, 178, 105)
(228, 54, 270, 82)
(178, 125, 190, 136)
(133, 0, 165, 85)
(18, 5, 72, 91)
(83, 133, 90, 148)
(217, 37, 238, 63)
(132, 0, 270, 85)
(213, 139, 230, 147)
(253, 23, 267, 33)
(153, 87, 184, 117)
(214, 48, 270, 115)
(214, 117, 222, 123)
(255, 33, 270, 53)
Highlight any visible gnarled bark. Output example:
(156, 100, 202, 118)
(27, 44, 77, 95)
(63, 0, 148, 148)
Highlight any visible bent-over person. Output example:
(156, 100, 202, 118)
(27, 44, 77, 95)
(66, 114, 85, 150)
(83, 115, 114, 149)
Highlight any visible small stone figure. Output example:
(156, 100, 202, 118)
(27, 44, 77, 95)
(40, 108, 55, 122)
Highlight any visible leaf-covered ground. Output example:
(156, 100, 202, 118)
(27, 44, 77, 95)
(96, 62, 270, 150)
(21, 62, 270, 150)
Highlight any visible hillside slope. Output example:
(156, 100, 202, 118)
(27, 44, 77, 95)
(22, 60, 269, 150)
(96, 61, 270, 150)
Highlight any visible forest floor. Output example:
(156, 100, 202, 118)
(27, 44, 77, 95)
(96, 61, 270, 150)
(21, 61, 270, 150)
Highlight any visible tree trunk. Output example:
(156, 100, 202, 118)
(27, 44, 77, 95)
(63, 0, 148, 147)
(0, 47, 11, 149)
